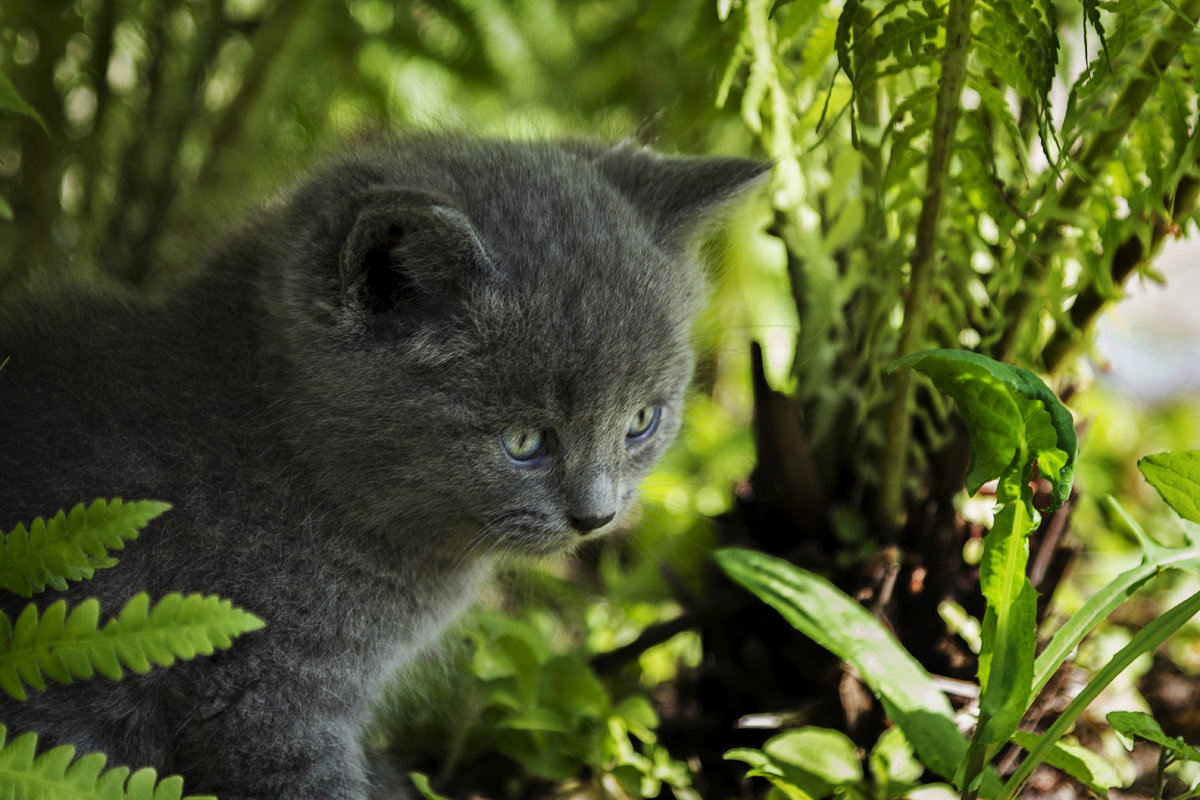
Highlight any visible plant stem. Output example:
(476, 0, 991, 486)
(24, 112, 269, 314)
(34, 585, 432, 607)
(994, 0, 1200, 364)
(877, 0, 976, 529)
(1155, 745, 1168, 800)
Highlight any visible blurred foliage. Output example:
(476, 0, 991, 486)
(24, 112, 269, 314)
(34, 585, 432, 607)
(382, 606, 699, 800)
(0, 0, 760, 291)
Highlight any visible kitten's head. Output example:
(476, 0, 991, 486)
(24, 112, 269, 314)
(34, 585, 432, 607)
(266, 135, 767, 561)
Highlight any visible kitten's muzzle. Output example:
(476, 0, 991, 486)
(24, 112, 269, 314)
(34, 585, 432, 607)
(569, 511, 616, 534)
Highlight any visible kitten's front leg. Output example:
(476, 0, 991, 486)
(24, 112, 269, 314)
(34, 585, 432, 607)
(170, 657, 375, 800)
(175, 712, 372, 799)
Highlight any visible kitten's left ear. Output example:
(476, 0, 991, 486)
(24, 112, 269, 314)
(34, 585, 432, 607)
(588, 143, 771, 246)
(339, 187, 497, 316)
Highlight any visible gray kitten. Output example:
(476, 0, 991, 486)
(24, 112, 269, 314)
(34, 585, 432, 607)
(0, 134, 765, 798)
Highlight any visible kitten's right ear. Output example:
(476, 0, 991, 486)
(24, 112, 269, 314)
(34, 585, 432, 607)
(339, 188, 496, 316)
(588, 142, 772, 247)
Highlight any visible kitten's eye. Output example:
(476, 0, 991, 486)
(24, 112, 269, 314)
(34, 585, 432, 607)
(501, 429, 548, 463)
(626, 406, 661, 441)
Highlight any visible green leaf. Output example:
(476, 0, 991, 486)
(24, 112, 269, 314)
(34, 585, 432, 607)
(766, 727, 863, 791)
(0, 499, 172, 597)
(0, 73, 47, 132)
(408, 771, 453, 800)
(715, 547, 1003, 796)
(973, 501, 1038, 747)
(1139, 451, 1200, 525)
(1081, 0, 1110, 65)
(0, 195, 12, 221)
(0, 593, 265, 700)
(869, 726, 923, 789)
(613, 695, 659, 743)
(727, 727, 862, 800)
(496, 728, 580, 781)
(538, 654, 609, 721)
(1107, 710, 1200, 763)
(1010, 731, 1120, 796)
(890, 349, 1077, 510)
(0, 725, 215, 800)
(498, 707, 573, 734)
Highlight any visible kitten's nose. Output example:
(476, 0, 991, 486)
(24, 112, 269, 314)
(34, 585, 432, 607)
(569, 511, 616, 534)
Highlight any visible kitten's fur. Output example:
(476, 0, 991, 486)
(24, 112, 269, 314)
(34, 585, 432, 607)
(0, 134, 765, 798)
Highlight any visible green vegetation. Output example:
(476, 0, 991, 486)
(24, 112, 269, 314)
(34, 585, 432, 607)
(718, 352, 1200, 798)
(3, 0, 1200, 798)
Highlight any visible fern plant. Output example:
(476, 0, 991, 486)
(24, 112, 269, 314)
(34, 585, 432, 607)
(0, 499, 265, 800)
(718, 0, 1200, 526)
(1, 499, 171, 598)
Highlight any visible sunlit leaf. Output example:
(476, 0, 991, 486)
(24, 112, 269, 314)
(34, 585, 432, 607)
(973, 502, 1037, 747)
(1107, 710, 1200, 763)
(409, 771, 454, 800)
(1139, 451, 1200, 525)
(726, 727, 863, 799)
(890, 349, 1077, 510)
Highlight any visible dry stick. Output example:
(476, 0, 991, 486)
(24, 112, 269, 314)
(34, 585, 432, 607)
(876, 0, 977, 529)
(993, 0, 1200, 364)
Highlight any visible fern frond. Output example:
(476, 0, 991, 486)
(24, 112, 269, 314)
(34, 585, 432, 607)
(973, 0, 1059, 161)
(0, 499, 172, 597)
(1082, 0, 1111, 66)
(0, 724, 215, 800)
(0, 593, 266, 701)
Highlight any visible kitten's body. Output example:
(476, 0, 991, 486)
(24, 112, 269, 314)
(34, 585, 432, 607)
(0, 135, 764, 798)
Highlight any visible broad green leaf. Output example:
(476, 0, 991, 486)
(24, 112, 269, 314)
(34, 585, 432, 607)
(727, 727, 862, 800)
(496, 728, 579, 781)
(498, 707, 573, 734)
(715, 547, 1003, 796)
(0, 73, 46, 131)
(473, 635, 539, 707)
(869, 726, 923, 794)
(724, 750, 812, 800)
(1010, 731, 1120, 796)
(1107, 710, 1200, 763)
(890, 349, 1077, 510)
(539, 654, 609, 720)
(1001, 589, 1200, 800)
(1139, 451, 1200, 525)
(613, 695, 659, 743)
(766, 728, 863, 788)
